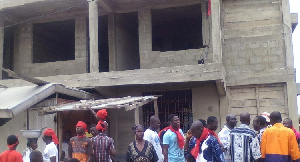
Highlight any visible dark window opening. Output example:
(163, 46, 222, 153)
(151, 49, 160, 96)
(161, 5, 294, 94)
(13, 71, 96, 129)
(115, 12, 140, 71)
(33, 19, 75, 63)
(99, 15, 109, 72)
(3, 26, 15, 79)
(152, 4, 203, 52)
(143, 90, 193, 133)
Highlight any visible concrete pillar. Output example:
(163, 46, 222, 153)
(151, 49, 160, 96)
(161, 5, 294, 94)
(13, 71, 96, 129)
(108, 14, 116, 71)
(0, 19, 4, 79)
(211, 0, 222, 62)
(286, 81, 299, 131)
(88, 0, 99, 73)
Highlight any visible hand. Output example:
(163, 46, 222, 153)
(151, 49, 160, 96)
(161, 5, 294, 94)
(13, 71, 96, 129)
(186, 130, 193, 140)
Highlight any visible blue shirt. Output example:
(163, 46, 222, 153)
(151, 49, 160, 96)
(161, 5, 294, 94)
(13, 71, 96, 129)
(163, 129, 185, 162)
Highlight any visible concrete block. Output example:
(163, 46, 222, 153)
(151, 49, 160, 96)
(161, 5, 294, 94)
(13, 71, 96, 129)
(271, 62, 285, 69)
(233, 58, 248, 65)
(225, 59, 233, 66)
(147, 51, 160, 58)
(239, 50, 253, 57)
(250, 57, 262, 64)
(270, 47, 284, 56)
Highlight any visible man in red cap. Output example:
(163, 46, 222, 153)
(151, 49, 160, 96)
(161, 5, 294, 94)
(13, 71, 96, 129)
(0, 134, 23, 162)
(42, 128, 59, 162)
(69, 121, 93, 162)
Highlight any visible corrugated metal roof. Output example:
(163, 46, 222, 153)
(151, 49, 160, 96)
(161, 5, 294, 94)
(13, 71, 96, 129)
(40, 96, 158, 113)
(0, 83, 97, 118)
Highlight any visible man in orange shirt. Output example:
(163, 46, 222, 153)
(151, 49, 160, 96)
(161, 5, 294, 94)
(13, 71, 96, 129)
(261, 111, 300, 162)
(0, 134, 23, 162)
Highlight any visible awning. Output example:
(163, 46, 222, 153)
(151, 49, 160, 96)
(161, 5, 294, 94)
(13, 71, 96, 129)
(39, 96, 158, 114)
(0, 83, 97, 118)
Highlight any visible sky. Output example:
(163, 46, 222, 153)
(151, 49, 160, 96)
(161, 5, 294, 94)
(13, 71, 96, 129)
(290, 0, 300, 113)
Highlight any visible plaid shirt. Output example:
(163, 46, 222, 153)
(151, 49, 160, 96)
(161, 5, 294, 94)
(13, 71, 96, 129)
(92, 133, 115, 162)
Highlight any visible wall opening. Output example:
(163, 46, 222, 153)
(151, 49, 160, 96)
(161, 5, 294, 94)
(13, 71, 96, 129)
(152, 4, 203, 52)
(2, 26, 15, 79)
(142, 90, 193, 133)
(115, 12, 139, 71)
(99, 15, 109, 72)
(32, 19, 75, 63)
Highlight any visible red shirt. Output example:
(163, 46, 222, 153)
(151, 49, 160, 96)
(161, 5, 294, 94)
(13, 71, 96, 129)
(0, 150, 23, 162)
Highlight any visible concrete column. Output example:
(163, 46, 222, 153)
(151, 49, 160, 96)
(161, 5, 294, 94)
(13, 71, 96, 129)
(286, 81, 299, 131)
(281, 0, 293, 68)
(88, 0, 99, 73)
(211, 0, 222, 62)
(0, 19, 4, 79)
(108, 14, 116, 71)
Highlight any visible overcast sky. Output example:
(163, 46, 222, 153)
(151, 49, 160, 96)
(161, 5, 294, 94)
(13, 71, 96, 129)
(290, 0, 300, 113)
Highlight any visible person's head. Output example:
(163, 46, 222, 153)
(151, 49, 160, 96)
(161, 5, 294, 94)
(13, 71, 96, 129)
(27, 138, 38, 150)
(190, 120, 204, 139)
(270, 111, 282, 125)
(68, 158, 80, 162)
(149, 116, 160, 131)
(30, 150, 43, 162)
(226, 114, 237, 129)
(283, 118, 293, 129)
(132, 124, 144, 141)
(253, 116, 267, 131)
(240, 112, 251, 125)
(207, 116, 218, 131)
(168, 114, 180, 130)
(7, 135, 19, 150)
(261, 112, 271, 125)
(198, 119, 207, 128)
(90, 124, 98, 136)
(96, 121, 107, 133)
(42, 128, 59, 145)
(76, 121, 87, 136)
(64, 130, 71, 142)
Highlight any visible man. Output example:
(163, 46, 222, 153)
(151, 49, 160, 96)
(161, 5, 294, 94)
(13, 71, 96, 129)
(69, 121, 93, 162)
(0, 134, 23, 162)
(162, 114, 185, 162)
(90, 124, 98, 137)
(22, 138, 38, 162)
(229, 112, 261, 162)
(144, 115, 164, 162)
(30, 150, 43, 162)
(218, 114, 237, 162)
(261, 111, 300, 161)
(252, 116, 267, 143)
(43, 128, 59, 162)
(206, 116, 222, 146)
(184, 120, 224, 162)
(283, 118, 300, 141)
(92, 119, 116, 162)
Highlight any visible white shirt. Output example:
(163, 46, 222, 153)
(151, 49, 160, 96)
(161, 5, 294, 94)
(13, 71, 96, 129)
(143, 129, 164, 162)
(22, 147, 33, 162)
(61, 142, 69, 159)
(43, 142, 58, 162)
(218, 125, 231, 162)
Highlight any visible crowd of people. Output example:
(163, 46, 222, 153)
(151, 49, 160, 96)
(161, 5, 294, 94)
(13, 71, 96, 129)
(1, 110, 300, 162)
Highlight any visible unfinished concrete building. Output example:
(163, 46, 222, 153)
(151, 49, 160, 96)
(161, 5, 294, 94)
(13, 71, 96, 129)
(0, 0, 299, 159)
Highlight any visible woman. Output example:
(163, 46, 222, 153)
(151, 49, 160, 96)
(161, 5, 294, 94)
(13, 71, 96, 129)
(22, 138, 38, 162)
(126, 125, 158, 162)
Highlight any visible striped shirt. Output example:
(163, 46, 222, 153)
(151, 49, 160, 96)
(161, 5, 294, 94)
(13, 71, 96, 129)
(92, 133, 115, 162)
(229, 124, 261, 162)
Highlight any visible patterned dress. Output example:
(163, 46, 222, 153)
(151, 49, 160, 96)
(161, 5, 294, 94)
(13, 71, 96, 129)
(126, 140, 158, 162)
(69, 136, 93, 162)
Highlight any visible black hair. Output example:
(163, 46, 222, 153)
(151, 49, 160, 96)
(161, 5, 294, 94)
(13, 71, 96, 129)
(27, 138, 37, 147)
(90, 124, 97, 128)
(168, 114, 178, 122)
(270, 111, 282, 122)
(69, 158, 80, 162)
(132, 124, 144, 133)
(256, 116, 266, 125)
(207, 116, 217, 124)
(30, 150, 43, 162)
(7, 135, 18, 145)
(198, 119, 207, 127)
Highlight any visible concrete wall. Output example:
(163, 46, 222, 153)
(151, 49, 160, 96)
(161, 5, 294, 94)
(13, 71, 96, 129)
(222, 0, 285, 76)
(0, 110, 56, 153)
(12, 16, 87, 77)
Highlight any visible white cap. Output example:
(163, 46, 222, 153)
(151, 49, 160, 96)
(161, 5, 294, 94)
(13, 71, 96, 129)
(261, 112, 270, 123)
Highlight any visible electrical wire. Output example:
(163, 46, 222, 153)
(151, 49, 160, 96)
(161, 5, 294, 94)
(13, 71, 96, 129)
(0, 0, 95, 30)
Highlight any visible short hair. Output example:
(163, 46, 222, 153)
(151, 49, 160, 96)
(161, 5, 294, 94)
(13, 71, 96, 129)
(69, 158, 80, 162)
(7, 135, 18, 145)
(132, 124, 144, 133)
(226, 115, 231, 122)
(90, 124, 97, 128)
(256, 116, 266, 125)
(168, 114, 178, 122)
(27, 138, 37, 147)
(207, 116, 217, 124)
(270, 111, 282, 121)
(198, 119, 207, 127)
(30, 150, 43, 162)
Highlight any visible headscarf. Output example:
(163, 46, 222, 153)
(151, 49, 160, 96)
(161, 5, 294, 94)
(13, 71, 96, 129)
(96, 120, 107, 132)
(76, 121, 87, 132)
(97, 109, 107, 120)
(43, 128, 59, 144)
(190, 127, 209, 159)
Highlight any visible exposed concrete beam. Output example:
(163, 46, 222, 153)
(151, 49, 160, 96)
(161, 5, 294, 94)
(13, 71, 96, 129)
(297, 83, 300, 95)
(216, 80, 226, 96)
(98, 0, 113, 12)
(0, 0, 46, 10)
(0, 63, 226, 89)
(291, 13, 298, 33)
